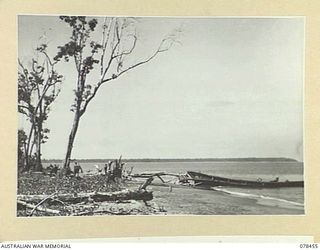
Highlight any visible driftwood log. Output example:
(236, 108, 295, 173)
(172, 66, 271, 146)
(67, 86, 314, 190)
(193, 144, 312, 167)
(139, 177, 154, 190)
(17, 189, 153, 205)
(131, 172, 179, 178)
(17, 175, 155, 217)
(17, 200, 60, 215)
(29, 192, 58, 216)
(130, 172, 180, 184)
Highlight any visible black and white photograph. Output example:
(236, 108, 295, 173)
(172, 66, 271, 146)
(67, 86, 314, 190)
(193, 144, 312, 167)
(17, 15, 304, 216)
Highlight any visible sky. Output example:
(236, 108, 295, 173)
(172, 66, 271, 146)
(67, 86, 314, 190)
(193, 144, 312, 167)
(18, 16, 304, 161)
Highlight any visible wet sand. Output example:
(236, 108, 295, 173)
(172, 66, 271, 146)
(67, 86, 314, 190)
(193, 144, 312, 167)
(145, 183, 304, 215)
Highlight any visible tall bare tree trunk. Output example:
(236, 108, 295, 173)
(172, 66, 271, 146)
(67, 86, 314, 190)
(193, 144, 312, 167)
(34, 124, 43, 172)
(63, 73, 85, 173)
(63, 111, 81, 171)
(23, 141, 27, 170)
(24, 124, 34, 171)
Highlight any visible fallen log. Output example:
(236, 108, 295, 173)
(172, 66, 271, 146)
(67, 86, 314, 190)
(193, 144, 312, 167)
(72, 209, 131, 216)
(131, 172, 180, 178)
(139, 177, 154, 190)
(17, 200, 60, 215)
(17, 189, 153, 204)
(29, 192, 57, 216)
(128, 179, 195, 189)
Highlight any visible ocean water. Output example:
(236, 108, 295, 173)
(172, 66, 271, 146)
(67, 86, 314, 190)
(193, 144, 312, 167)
(45, 161, 304, 212)
(129, 161, 305, 206)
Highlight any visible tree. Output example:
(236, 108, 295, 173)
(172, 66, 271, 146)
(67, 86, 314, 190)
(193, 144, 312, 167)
(17, 129, 27, 170)
(56, 16, 179, 171)
(18, 45, 63, 171)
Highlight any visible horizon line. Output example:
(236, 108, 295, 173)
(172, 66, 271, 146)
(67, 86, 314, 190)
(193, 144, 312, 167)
(42, 157, 301, 162)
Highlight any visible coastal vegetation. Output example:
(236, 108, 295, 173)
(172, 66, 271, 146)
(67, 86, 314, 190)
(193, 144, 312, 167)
(18, 46, 63, 172)
(17, 16, 178, 216)
(18, 16, 178, 173)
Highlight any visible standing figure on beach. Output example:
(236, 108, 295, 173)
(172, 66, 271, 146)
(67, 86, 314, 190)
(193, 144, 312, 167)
(73, 161, 83, 177)
(120, 162, 125, 177)
(104, 161, 111, 175)
(105, 160, 115, 181)
(113, 159, 122, 183)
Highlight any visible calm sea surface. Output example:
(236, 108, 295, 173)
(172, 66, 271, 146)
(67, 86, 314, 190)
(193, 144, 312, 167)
(44, 161, 304, 210)
(129, 161, 304, 205)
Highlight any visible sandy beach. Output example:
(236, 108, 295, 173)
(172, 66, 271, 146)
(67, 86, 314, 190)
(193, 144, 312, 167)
(124, 178, 304, 215)
(148, 184, 304, 215)
(17, 169, 304, 216)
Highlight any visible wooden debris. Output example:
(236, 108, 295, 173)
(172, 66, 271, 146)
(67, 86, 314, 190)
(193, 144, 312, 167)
(29, 192, 57, 216)
(17, 200, 60, 215)
(71, 209, 131, 216)
(17, 189, 153, 204)
(139, 177, 154, 191)
(17, 170, 165, 217)
(131, 172, 179, 178)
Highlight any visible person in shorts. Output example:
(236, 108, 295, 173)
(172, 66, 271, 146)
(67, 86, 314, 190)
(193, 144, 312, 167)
(73, 161, 83, 177)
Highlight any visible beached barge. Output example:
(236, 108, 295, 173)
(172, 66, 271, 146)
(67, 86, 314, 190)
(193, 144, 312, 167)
(187, 171, 304, 188)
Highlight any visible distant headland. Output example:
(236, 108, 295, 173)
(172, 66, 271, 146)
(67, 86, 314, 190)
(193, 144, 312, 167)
(43, 157, 299, 163)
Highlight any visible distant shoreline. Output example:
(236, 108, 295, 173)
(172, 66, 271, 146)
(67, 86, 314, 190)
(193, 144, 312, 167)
(43, 157, 300, 163)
